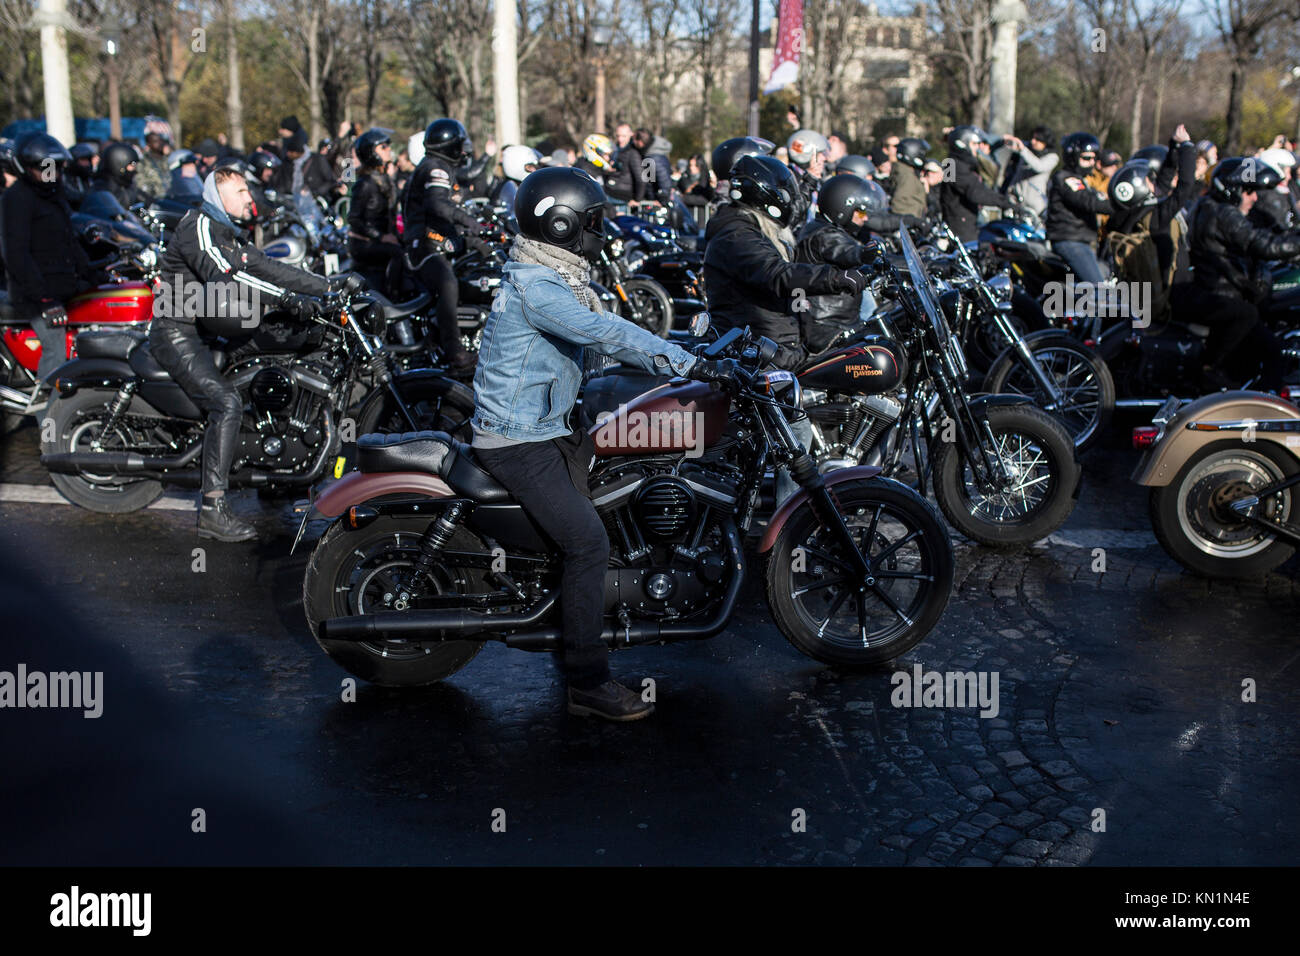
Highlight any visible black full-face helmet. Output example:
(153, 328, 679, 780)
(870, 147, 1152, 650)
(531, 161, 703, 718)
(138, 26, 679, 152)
(246, 149, 282, 181)
(99, 141, 140, 185)
(1210, 156, 1283, 204)
(728, 154, 801, 227)
(816, 173, 889, 227)
(514, 166, 610, 262)
(15, 132, 72, 191)
(424, 119, 470, 165)
(710, 136, 774, 180)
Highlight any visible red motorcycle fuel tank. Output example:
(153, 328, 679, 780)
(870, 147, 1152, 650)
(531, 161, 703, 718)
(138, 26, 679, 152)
(5, 282, 155, 373)
(798, 340, 906, 393)
(590, 379, 731, 457)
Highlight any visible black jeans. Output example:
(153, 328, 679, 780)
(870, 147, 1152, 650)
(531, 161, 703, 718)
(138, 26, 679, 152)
(148, 319, 242, 495)
(412, 250, 461, 358)
(474, 437, 611, 690)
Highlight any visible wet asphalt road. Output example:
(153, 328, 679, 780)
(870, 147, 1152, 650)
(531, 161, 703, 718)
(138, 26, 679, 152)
(1, 422, 1297, 866)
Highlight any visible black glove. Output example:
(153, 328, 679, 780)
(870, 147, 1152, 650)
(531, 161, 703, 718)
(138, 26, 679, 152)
(833, 269, 870, 295)
(688, 358, 735, 384)
(279, 291, 322, 320)
(40, 302, 68, 327)
(328, 272, 366, 295)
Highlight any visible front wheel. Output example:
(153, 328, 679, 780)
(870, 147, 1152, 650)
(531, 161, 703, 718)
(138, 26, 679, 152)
(931, 403, 1079, 547)
(1149, 440, 1297, 579)
(766, 478, 954, 667)
(983, 332, 1114, 451)
(41, 389, 165, 513)
(303, 515, 488, 686)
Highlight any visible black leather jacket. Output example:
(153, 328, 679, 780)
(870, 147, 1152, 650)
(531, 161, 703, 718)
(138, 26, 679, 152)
(348, 170, 396, 242)
(1188, 198, 1300, 302)
(702, 203, 853, 369)
(400, 154, 479, 254)
(940, 151, 1012, 243)
(1046, 165, 1112, 244)
(0, 178, 94, 307)
(796, 218, 871, 324)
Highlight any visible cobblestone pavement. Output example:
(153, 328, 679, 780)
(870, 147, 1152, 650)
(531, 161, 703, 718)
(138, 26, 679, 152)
(1, 420, 1296, 865)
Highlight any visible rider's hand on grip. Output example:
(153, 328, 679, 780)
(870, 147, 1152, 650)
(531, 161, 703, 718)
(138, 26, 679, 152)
(835, 269, 870, 295)
(279, 291, 322, 320)
(328, 272, 366, 295)
(687, 358, 736, 385)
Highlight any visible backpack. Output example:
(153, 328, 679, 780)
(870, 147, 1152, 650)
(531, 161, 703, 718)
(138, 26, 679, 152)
(1104, 209, 1170, 325)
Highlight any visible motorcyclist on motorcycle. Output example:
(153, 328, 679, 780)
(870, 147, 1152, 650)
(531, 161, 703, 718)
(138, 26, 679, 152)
(469, 166, 713, 721)
(940, 125, 1015, 243)
(347, 127, 401, 292)
(703, 154, 868, 371)
(93, 142, 151, 210)
(64, 143, 97, 208)
(244, 150, 284, 215)
(787, 129, 831, 222)
(795, 173, 886, 353)
(400, 118, 483, 378)
(490, 145, 542, 217)
(152, 166, 361, 541)
(1181, 156, 1300, 391)
(1046, 132, 1113, 284)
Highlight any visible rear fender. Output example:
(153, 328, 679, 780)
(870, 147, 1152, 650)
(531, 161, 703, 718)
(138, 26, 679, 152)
(45, 356, 135, 389)
(968, 393, 1034, 414)
(1133, 391, 1300, 487)
(313, 469, 454, 518)
(758, 466, 883, 554)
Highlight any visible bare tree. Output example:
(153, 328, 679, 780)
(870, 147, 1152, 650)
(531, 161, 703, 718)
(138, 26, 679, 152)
(685, 0, 737, 152)
(396, 0, 495, 142)
(1205, 0, 1297, 154)
(928, 0, 996, 124)
(798, 0, 861, 133)
(1120, 0, 1183, 152)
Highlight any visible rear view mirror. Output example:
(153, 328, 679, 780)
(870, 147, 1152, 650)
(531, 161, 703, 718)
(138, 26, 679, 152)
(689, 311, 710, 337)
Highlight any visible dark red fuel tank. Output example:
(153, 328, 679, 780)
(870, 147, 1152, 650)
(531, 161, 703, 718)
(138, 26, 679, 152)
(798, 339, 906, 393)
(589, 379, 731, 457)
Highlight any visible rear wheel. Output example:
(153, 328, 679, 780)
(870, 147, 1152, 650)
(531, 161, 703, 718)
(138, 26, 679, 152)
(1149, 441, 1297, 579)
(42, 389, 165, 513)
(303, 515, 488, 686)
(766, 478, 954, 667)
(619, 278, 673, 337)
(932, 403, 1079, 547)
(355, 375, 475, 441)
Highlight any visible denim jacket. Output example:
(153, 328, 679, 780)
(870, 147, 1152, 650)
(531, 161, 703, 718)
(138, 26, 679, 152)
(471, 260, 697, 442)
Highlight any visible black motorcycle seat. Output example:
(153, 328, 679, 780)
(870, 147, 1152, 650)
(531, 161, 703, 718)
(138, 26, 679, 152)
(366, 290, 432, 320)
(443, 441, 512, 503)
(128, 341, 175, 382)
(75, 328, 146, 361)
(355, 430, 514, 502)
(357, 430, 453, 474)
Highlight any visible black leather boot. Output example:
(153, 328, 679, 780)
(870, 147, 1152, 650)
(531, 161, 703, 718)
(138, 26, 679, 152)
(197, 496, 257, 542)
(567, 680, 655, 721)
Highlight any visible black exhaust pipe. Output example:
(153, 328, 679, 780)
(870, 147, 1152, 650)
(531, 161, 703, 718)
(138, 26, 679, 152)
(41, 445, 201, 475)
(319, 591, 559, 641)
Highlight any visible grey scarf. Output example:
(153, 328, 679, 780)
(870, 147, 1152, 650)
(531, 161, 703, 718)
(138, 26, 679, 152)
(510, 235, 599, 310)
(736, 204, 795, 262)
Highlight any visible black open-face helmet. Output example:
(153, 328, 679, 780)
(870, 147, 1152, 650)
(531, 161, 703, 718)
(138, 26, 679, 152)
(835, 154, 877, 179)
(816, 173, 889, 227)
(1061, 132, 1101, 169)
(1108, 161, 1158, 210)
(728, 154, 800, 227)
(423, 119, 470, 165)
(246, 149, 282, 180)
(1130, 144, 1168, 177)
(896, 138, 929, 170)
(947, 125, 991, 155)
(514, 166, 609, 262)
(355, 127, 393, 169)
(99, 141, 139, 185)
(1210, 156, 1283, 204)
(710, 136, 774, 180)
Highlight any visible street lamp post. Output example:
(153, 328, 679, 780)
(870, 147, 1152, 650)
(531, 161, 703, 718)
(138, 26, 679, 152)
(592, 19, 613, 135)
(102, 21, 122, 141)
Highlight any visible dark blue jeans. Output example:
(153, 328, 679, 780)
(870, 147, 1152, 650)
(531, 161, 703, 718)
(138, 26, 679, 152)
(1053, 239, 1107, 284)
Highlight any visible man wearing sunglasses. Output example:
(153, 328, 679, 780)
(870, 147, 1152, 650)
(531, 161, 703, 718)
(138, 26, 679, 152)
(1046, 131, 1113, 285)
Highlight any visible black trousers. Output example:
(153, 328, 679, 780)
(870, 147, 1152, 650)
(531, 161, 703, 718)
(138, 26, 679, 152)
(1177, 288, 1284, 390)
(148, 319, 242, 495)
(474, 437, 611, 690)
(411, 251, 461, 358)
(350, 239, 402, 295)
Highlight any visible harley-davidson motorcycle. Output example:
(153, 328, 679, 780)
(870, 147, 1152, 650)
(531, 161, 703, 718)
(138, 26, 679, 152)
(298, 323, 955, 686)
(1133, 391, 1300, 578)
(38, 291, 474, 513)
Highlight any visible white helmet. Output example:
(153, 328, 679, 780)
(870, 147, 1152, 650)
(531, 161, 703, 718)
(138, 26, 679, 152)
(501, 144, 542, 183)
(407, 131, 426, 165)
(1259, 147, 1296, 174)
(786, 129, 830, 168)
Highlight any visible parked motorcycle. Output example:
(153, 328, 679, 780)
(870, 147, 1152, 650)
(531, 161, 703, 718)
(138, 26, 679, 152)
(38, 291, 474, 513)
(298, 322, 955, 685)
(1133, 391, 1300, 578)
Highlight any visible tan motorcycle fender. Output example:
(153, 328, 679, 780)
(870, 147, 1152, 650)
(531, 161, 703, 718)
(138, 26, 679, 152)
(1132, 391, 1300, 487)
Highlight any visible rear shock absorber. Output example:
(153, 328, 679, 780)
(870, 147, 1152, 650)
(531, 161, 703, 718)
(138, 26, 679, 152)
(90, 381, 138, 452)
(410, 500, 472, 583)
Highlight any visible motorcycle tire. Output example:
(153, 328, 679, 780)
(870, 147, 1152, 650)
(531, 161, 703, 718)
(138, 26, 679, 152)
(354, 375, 475, 442)
(1149, 440, 1298, 579)
(42, 389, 165, 514)
(304, 515, 488, 686)
(765, 477, 954, 667)
(982, 331, 1115, 452)
(931, 403, 1079, 547)
(620, 278, 673, 338)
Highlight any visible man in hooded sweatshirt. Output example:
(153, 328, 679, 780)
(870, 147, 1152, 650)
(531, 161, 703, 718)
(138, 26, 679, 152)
(152, 167, 362, 542)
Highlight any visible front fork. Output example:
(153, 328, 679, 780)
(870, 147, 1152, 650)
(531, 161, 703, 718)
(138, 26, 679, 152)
(997, 312, 1066, 407)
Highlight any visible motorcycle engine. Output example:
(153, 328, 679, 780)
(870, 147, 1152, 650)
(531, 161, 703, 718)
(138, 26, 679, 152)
(237, 360, 332, 474)
(588, 461, 738, 621)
